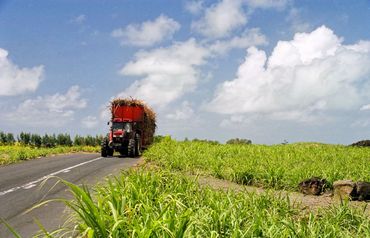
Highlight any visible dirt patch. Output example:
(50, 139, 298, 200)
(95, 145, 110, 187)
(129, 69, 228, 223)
(140, 161, 369, 215)
(196, 175, 370, 216)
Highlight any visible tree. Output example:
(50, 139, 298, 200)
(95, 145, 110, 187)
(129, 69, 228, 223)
(85, 135, 95, 146)
(6, 133, 15, 145)
(226, 138, 252, 145)
(41, 134, 55, 148)
(74, 135, 85, 146)
(19, 132, 31, 145)
(0, 131, 7, 145)
(0, 131, 105, 147)
(30, 134, 42, 147)
(95, 135, 103, 146)
(57, 133, 73, 146)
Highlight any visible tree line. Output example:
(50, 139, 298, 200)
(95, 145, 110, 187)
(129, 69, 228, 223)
(183, 137, 252, 145)
(0, 131, 104, 147)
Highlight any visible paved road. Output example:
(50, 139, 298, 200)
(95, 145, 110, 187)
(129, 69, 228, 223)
(0, 153, 142, 237)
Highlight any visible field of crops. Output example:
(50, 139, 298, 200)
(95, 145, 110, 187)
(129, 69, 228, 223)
(0, 145, 100, 165)
(45, 169, 369, 237)
(4, 138, 370, 237)
(144, 137, 370, 191)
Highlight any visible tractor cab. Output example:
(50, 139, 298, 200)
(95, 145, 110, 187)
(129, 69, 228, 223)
(111, 119, 132, 139)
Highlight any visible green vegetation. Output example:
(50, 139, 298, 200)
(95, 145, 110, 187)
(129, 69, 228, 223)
(144, 138, 370, 190)
(0, 145, 100, 165)
(0, 131, 103, 165)
(3, 136, 370, 237)
(42, 169, 369, 237)
(0, 131, 104, 147)
(226, 138, 252, 145)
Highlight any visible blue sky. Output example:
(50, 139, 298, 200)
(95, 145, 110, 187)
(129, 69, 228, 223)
(1, 0, 370, 144)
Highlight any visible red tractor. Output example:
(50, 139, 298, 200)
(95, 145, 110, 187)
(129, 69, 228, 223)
(101, 99, 156, 157)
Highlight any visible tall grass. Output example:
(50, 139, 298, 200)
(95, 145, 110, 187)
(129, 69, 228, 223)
(0, 145, 100, 165)
(46, 169, 369, 237)
(144, 138, 370, 190)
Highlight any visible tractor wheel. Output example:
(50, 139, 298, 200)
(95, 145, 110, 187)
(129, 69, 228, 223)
(108, 147, 114, 157)
(128, 139, 136, 158)
(101, 139, 108, 157)
(135, 134, 141, 157)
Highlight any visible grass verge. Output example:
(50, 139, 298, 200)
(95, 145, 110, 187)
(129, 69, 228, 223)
(0, 145, 100, 165)
(40, 169, 370, 237)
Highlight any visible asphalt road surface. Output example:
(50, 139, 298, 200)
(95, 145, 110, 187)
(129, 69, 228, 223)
(0, 153, 142, 237)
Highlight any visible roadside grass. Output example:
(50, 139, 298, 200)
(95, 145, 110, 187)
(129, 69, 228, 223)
(144, 138, 370, 191)
(37, 169, 370, 237)
(0, 145, 100, 165)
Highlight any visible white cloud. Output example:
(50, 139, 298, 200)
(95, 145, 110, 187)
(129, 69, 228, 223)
(99, 105, 111, 122)
(116, 28, 267, 108)
(81, 116, 99, 128)
(192, 0, 247, 38)
(191, 0, 290, 38)
(209, 28, 267, 55)
(286, 8, 311, 33)
(71, 14, 86, 24)
(4, 86, 87, 127)
(112, 15, 180, 47)
(220, 115, 249, 127)
(207, 26, 370, 122)
(246, 0, 289, 9)
(118, 39, 210, 107)
(166, 101, 194, 120)
(185, 0, 204, 15)
(0, 48, 44, 96)
(360, 104, 370, 111)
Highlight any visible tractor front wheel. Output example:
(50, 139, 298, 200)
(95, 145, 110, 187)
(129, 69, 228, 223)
(108, 147, 114, 156)
(135, 134, 141, 157)
(101, 139, 108, 157)
(128, 139, 136, 158)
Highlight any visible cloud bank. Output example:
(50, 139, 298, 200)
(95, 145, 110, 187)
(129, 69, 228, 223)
(118, 39, 210, 107)
(0, 48, 44, 96)
(166, 101, 194, 120)
(191, 0, 290, 39)
(207, 26, 370, 121)
(4, 86, 87, 127)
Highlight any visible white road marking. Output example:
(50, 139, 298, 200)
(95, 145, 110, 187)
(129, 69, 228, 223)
(23, 184, 37, 189)
(0, 157, 103, 197)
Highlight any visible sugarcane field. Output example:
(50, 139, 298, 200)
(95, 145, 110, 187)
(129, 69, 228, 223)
(1, 1, 370, 238)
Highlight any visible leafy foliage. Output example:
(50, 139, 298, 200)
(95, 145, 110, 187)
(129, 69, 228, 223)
(0, 131, 103, 165)
(0, 131, 103, 147)
(226, 138, 252, 145)
(0, 132, 15, 145)
(49, 170, 370, 237)
(144, 138, 370, 190)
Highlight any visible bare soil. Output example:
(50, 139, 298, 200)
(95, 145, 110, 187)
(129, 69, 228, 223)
(196, 175, 370, 216)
